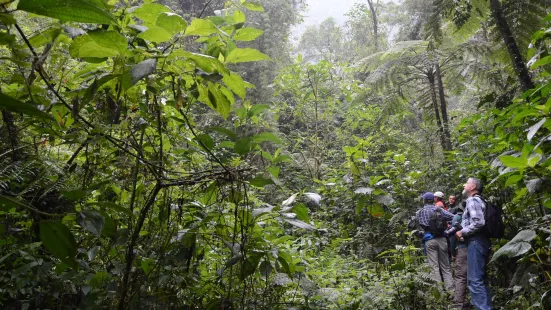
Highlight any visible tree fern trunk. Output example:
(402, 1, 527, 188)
(435, 62, 452, 150)
(489, 0, 535, 92)
(2, 110, 20, 160)
(427, 70, 446, 150)
(367, 0, 378, 50)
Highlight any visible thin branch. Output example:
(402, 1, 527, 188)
(198, 0, 215, 18)
(178, 108, 234, 177)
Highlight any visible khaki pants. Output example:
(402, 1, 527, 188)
(454, 247, 468, 308)
(426, 237, 454, 291)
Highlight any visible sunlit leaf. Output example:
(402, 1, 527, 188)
(69, 31, 127, 59)
(304, 193, 321, 206)
(138, 12, 187, 43)
(355, 187, 374, 195)
(283, 218, 315, 230)
(185, 19, 221, 36)
(225, 48, 270, 64)
(233, 27, 264, 41)
(223, 72, 247, 99)
(252, 204, 275, 218)
(505, 174, 522, 187)
(28, 27, 61, 47)
(242, 2, 264, 12)
(267, 166, 280, 179)
(499, 156, 528, 170)
(132, 3, 170, 23)
(527, 118, 547, 141)
(282, 193, 298, 206)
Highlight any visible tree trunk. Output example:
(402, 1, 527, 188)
(367, 0, 378, 50)
(427, 70, 446, 150)
(489, 0, 534, 92)
(435, 62, 452, 150)
(2, 110, 20, 160)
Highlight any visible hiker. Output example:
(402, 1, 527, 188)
(435, 191, 453, 262)
(447, 202, 468, 309)
(434, 191, 448, 210)
(448, 195, 459, 213)
(455, 178, 493, 310)
(416, 192, 455, 292)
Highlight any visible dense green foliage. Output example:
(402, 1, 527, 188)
(0, 0, 550, 309)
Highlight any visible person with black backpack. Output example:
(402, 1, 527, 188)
(416, 192, 455, 292)
(455, 178, 496, 310)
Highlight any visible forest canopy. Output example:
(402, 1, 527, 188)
(0, 0, 550, 309)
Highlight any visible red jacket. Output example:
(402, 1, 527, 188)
(435, 200, 448, 211)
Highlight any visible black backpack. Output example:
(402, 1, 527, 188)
(428, 207, 446, 237)
(474, 195, 505, 239)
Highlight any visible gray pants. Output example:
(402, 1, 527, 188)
(426, 237, 454, 291)
(454, 247, 468, 308)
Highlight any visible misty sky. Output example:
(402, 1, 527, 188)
(292, 0, 395, 39)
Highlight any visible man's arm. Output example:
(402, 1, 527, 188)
(442, 209, 455, 221)
(460, 197, 485, 236)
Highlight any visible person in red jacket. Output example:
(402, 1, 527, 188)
(434, 191, 448, 210)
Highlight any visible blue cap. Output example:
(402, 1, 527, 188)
(422, 192, 434, 200)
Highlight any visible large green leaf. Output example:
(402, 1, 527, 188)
(28, 27, 61, 47)
(132, 3, 171, 24)
(233, 27, 264, 41)
(138, 12, 187, 43)
(170, 50, 228, 74)
(249, 176, 275, 187)
(505, 174, 522, 187)
(18, 0, 115, 24)
(248, 104, 268, 117)
(157, 12, 187, 36)
(0, 93, 53, 121)
(206, 85, 231, 119)
(490, 229, 536, 262)
(0, 32, 15, 46)
(251, 132, 283, 144)
(185, 19, 221, 37)
(39, 221, 78, 269)
(234, 138, 253, 155)
(69, 31, 127, 59)
(290, 203, 310, 222)
(259, 260, 272, 279)
(78, 211, 105, 236)
(240, 251, 263, 281)
(223, 72, 248, 99)
(242, 2, 265, 12)
(500, 155, 528, 170)
(138, 26, 173, 43)
(225, 48, 270, 64)
(0, 13, 16, 25)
